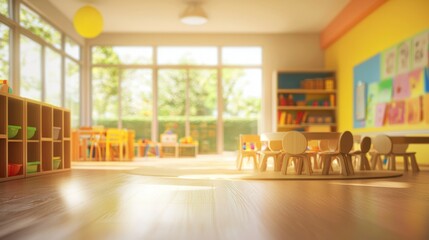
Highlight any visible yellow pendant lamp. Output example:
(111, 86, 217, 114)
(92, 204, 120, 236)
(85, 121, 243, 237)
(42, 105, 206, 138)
(73, 5, 103, 38)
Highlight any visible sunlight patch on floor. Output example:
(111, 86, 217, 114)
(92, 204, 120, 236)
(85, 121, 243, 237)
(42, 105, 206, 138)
(331, 181, 411, 188)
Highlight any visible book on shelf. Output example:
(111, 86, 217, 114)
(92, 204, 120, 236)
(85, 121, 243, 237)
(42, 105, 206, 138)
(279, 112, 286, 125)
(330, 94, 335, 106)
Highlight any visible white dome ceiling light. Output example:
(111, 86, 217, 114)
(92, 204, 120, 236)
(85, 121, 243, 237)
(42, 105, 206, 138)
(180, 2, 208, 25)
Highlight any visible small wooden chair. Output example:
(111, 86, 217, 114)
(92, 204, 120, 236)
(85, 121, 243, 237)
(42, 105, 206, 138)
(372, 135, 419, 172)
(236, 134, 261, 171)
(105, 128, 128, 161)
(88, 126, 105, 161)
(258, 132, 286, 172)
(349, 136, 371, 171)
(319, 131, 354, 176)
(281, 131, 311, 175)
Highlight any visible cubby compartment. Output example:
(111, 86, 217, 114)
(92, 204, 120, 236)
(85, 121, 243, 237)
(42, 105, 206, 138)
(42, 106, 52, 139)
(27, 142, 41, 165)
(53, 142, 62, 170)
(8, 97, 24, 140)
(63, 140, 70, 169)
(42, 141, 52, 171)
(7, 142, 24, 177)
(63, 111, 70, 138)
(53, 109, 62, 140)
(0, 139, 6, 178)
(0, 95, 6, 136)
(27, 102, 41, 140)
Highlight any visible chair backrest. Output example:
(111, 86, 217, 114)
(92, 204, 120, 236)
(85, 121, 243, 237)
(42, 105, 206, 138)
(318, 139, 338, 152)
(338, 131, 354, 154)
(373, 134, 393, 154)
(260, 132, 286, 151)
(360, 136, 371, 153)
(282, 131, 307, 155)
(239, 134, 261, 151)
(106, 128, 126, 144)
(161, 134, 177, 143)
(392, 143, 408, 154)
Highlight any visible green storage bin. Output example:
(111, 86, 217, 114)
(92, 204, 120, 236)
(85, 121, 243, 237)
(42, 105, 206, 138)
(53, 157, 61, 170)
(27, 126, 37, 139)
(8, 125, 21, 138)
(27, 161, 40, 174)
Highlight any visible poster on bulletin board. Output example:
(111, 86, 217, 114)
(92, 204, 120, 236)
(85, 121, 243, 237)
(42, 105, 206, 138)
(353, 29, 429, 128)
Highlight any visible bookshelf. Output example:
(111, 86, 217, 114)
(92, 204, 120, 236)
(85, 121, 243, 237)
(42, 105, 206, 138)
(0, 92, 71, 182)
(274, 70, 337, 132)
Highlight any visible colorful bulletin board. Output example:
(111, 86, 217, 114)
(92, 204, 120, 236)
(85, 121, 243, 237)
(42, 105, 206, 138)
(353, 30, 429, 128)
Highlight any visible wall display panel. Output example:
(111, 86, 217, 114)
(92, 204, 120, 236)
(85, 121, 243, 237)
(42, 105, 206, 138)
(353, 29, 429, 128)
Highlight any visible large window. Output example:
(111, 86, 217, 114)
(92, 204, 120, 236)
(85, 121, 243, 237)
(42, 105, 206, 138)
(20, 4, 61, 49)
(157, 47, 217, 65)
(121, 69, 153, 139)
(222, 68, 262, 151)
(65, 59, 80, 128)
(0, 3, 82, 126)
(91, 45, 262, 153)
(0, 23, 9, 80)
(20, 35, 42, 101)
(91, 46, 153, 139)
(0, 0, 9, 17)
(45, 47, 62, 106)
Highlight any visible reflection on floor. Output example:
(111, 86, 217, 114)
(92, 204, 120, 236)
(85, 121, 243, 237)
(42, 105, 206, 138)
(0, 156, 428, 239)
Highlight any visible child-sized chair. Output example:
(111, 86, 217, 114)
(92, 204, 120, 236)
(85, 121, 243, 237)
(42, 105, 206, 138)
(236, 134, 261, 171)
(349, 136, 371, 171)
(281, 131, 311, 175)
(319, 131, 354, 176)
(105, 128, 128, 161)
(258, 132, 286, 172)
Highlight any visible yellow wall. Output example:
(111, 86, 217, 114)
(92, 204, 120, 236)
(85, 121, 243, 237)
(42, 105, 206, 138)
(325, 0, 429, 164)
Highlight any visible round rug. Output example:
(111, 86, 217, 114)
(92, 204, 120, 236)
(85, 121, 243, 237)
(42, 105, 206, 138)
(127, 158, 403, 180)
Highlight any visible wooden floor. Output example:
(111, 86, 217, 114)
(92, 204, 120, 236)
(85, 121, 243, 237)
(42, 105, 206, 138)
(0, 160, 429, 239)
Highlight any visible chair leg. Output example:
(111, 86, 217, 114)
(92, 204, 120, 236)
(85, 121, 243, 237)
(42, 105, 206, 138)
(305, 156, 312, 175)
(362, 155, 370, 170)
(391, 155, 396, 170)
(281, 156, 290, 175)
(321, 156, 331, 175)
(259, 154, 268, 172)
(252, 155, 259, 171)
(403, 155, 409, 172)
(410, 154, 419, 173)
(236, 152, 241, 169)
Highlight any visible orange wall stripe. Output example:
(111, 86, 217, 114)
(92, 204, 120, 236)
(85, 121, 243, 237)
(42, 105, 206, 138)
(321, 0, 388, 49)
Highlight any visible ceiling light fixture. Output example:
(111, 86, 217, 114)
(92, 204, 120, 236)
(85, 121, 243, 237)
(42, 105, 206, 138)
(180, 3, 208, 25)
(73, 5, 103, 38)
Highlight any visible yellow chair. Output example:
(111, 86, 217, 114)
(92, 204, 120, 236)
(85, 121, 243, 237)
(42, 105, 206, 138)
(105, 128, 128, 161)
(236, 134, 260, 171)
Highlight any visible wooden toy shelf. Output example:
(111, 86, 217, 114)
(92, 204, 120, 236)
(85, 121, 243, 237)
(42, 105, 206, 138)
(0, 92, 71, 182)
(274, 70, 337, 132)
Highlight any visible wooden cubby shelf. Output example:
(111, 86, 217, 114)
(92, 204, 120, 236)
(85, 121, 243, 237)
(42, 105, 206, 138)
(0, 92, 71, 182)
(274, 70, 337, 132)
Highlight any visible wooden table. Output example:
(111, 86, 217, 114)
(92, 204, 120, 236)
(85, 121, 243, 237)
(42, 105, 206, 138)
(389, 136, 429, 144)
(302, 132, 341, 140)
(71, 129, 135, 161)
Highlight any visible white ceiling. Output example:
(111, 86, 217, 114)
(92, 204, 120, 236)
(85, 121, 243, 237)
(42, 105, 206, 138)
(47, 0, 350, 34)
